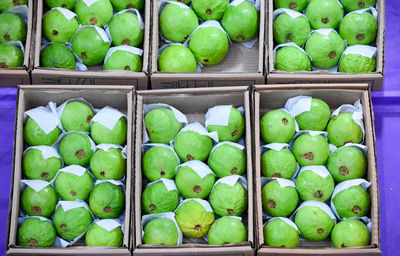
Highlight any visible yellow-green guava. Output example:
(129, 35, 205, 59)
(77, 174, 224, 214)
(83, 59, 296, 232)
(174, 130, 213, 162)
(261, 148, 296, 179)
(207, 107, 245, 142)
(208, 144, 246, 178)
(261, 180, 298, 217)
(142, 146, 179, 182)
(0, 44, 24, 68)
(111, 0, 144, 11)
(340, 0, 376, 12)
(327, 147, 367, 182)
(143, 218, 179, 245)
(144, 108, 183, 144)
(59, 133, 94, 166)
(331, 219, 370, 248)
(305, 0, 344, 29)
(295, 170, 334, 202)
(333, 185, 370, 218)
(0, 0, 28, 12)
(90, 147, 126, 180)
(339, 53, 376, 73)
(108, 12, 144, 47)
(104, 50, 142, 72)
(24, 117, 61, 146)
(21, 185, 58, 217)
(0, 13, 27, 44)
(91, 117, 127, 145)
(292, 133, 330, 166)
(17, 218, 56, 247)
(40, 43, 76, 70)
(142, 181, 179, 214)
(75, 0, 113, 27)
(45, 0, 76, 10)
(86, 223, 123, 247)
(158, 45, 197, 72)
(209, 181, 247, 216)
(61, 101, 94, 132)
(55, 171, 94, 201)
(295, 98, 331, 131)
(192, 0, 229, 21)
(274, 0, 309, 12)
(175, 165, 215, 199)
(327, 113, 363, 147)
(274, 13, 311, 46)
(43, 9, 79, 43)
(89, 182, 125, 218)
(264, 218, 299, 247)
(275, 46, 312, 72)
(53, 205, 93, 241)
(22, 148, 61, 181)
(260, 110, 296, 144)
(339, 12, 377, 46)
(208, 217, 247, 245)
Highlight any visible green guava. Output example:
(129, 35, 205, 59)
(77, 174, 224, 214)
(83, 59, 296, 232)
(104, 50, 142, 72)
(208, 144, 246, 178)
(327, 147, 367, 182)
(264, 218, 299, 247)
(331, 219, 370, 248)
(207, 107, 245, 142)
(189, 26, 229, 65)
(142, 181, 180, 214)
(44, 0, 77, 10)
(75, 0, 113, 27)
(274, 13, 311, 46)
(17, 218, 56, 247)
(158, 44, 197, 72)
(53, 206, 93, 241)
(175, 165, 215, 199)
(86, 223, 123, 247)
(274, 0, 309, 12)
(295, 98, 331, 131)
(305, 30, 345, 69)
(0, 13, 27, 44)
(170, 0, 191, 5)
(261, 148, 297, 179)
(43, 9, 79, 43)
(209, 181, 247, 216)
(145, 108, 183, 144)
(40, 43, 76, 70)
(333, 185, 371, 218)
(192, 0, 228, 21)
(55, 171, 94, 201)
(340, 0, 376, 12)
(159, 3, 199, 43)
(261, 180, 298, 217)
(90, 148, 126, 180)
(61, 101, 94, 132)
(339, 12, 377, 46)
(21, 185, 58, 217)
(111, 0, 144, 11)
(59, 133, 94, 166)
(295, 170, 334, 202)
(108, 12, 144, 47)
(292, 133, 330, 166)
(24, 117, 61, 146)
(260, 110, 296, 144)
(174, 131, 213, 162)
(327, 113, 363, 147)
(91, 117, 127, 145)
(294, 205, 334, 241)
(142, 146, 179, 182)
(71, 26, 110, 66)
(339, 53, 376, 73)
(0, 0, 28, 12)
(175, 199, 215, 238)
(208, 217, 247, 245)
(0, 44, 24, 68)
(89, 182, 125, 218)
(23, 148, 62, 181)
(275, 46, 312, 72)
(305, 0, 344, 29)
(143, 218, 179, 245)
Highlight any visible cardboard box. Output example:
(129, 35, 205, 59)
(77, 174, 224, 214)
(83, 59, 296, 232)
(253, 84, 381, 255)
(0, 0, 34, 87)
(7, 85, 135, 256)
(133, 87, 255, 255)
(265, 0, 386, 91)
(31, 0, 151, 90)
(150, 1, 265, 89)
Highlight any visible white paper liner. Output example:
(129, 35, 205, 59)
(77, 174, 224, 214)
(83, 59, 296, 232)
(92, 218, 123, 232)
(285, 96, 313, 117)
(329, 143, 368, 156)
(24, 104, 61, 135)
(264, 217, 300, 234)
(349, 6, 378, 20)
(104, 45, 143, 64)
(261, 177, 296, 189)
(209, 141, 245, 155)
(145, 178, 178, 192)
(342, 45, 377, 59)
(70, 25, 110, 45)
(94, 179, 125, 191)
(21, 179, 53, 196)
(56, 98, 95, 127)
(141, 212, 183, 245)
(5, 5, 28, 22)
(175, 198, 214, 213)
(96, 143, 127, 159)
(175, 122, 219, 144)
(205, 105, 244, 128)
(273, 8, 305, 20)
(175, 160, 215, 179)
(331, 100, 365, 142)
(81, 0, 101, 7)
(142, 143, 181, 163)
(212, 175, 247, 191)
(295, 165, 331, 181)
(92, 106, 126, 131)
(289, 130, 328, 148)
(23, 145, 62, 161)
(184, 20, 231, 48)
(43, 7, 77, 21)
(291, 200, 337, 223)
(158, 0, 190, 12)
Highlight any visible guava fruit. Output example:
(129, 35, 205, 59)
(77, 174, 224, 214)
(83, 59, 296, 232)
(292, 133, 330, 166)
(108, 12, 144, 47)
(221, 1, 259, 42)
(21, 185, 58, 217)
(44, 0, 77, 10)
(305, 30, 345, 69)
(104, 50, 142, 72)
(59, 133, 94, 166)
(43, 9, 79, 43)
(145, 108, 183, 144)
(90, 148, 126, 180)
(331, 219, 370, 248)
(339, 53, 376, 73)
(159, 3, 199, 43)
(207, 107, 245, 142)
(295, 98, 331, 131)
(208, 144, 246, 178)
(327, 113, 363, 147)
(294, 204, 334, 241)
(86, 222, 123, 247)
(111, 0, 144, 11)
(75, 0, 113, 27)
(158, 44, 197, 72)
(264, 218, 299, 247)
(40, 43, 75, 70)
(327, 147, 367, 182)
(189, 26, 229, 65)
(174, 130, 213, 162)
(209, 180, 247, 216)
(274, 13, 311, 46)
(55, 170, 94, 201)
(192, 0, 229, 21)
(261, 180, 298, 217)
(175, 164, 215, 199)
(275, 46, 312, 72)
(274, 0, 309, 12)
(143, 218, 179, 245)
(142, 181, 180, 214)
(175, 199, 215, 238)
(17, 218, 56, 247)
(89, 182, 125, 218)
(23, 148, 62, 181)
(339, 12, 377, 46)
(0, 13, 27, 44)
(0, 44, 24, 68)
(260, 110, 296, 144)
(71, 26, 110, 66)
(91, 117, 127, 145)
(340, 0, 376, 12)
(53, 205, 93, 241)
(0, 0, 28, 12)
(295, 169, 334, 202)
(261, 148, 296, 179)
(24, 117, 61, 146)
(61, 101, 94, 132)
(305, 0, 344, 29)
(332, 185, 371, 218)
(208, 217, 247, 245)
(142, 146, 179, 182)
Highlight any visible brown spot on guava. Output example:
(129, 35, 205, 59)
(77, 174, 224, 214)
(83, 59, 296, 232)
(90, 17, 97, 25)
(353, 206, 361, 214)
(194, 224, 201, 230)
(203, 58, 209, 63)
(232, 130, 238, 137)
(28, 238, 37, 247)
(100, 171, 105, 177)
(272, 173, 281, 178)
(124, 65, 131, 71)
(227, 209, 234, 215)
(31, 206, 42, 214)
(149, 204, 156, 211)
(61, 3, 67, 8)
(4, 33, 10, 41)
(329, 51, 336, 59)
(300, 152, 314, 162)
(237, 35, 245, 41)
(286, 33, 293, 42)
(340, 243, 344, 247)
(81, 52, 87, 59)
(317, 228, 324, 234)
(206, 9, 212, 14)
(75, 150, 85, 159)
(160, 171, 165, 176)
(70, 190, 76, 196)
(358, 2, 365, 8)
(282, 118, 288, 125)
(314, 190, 323, 200)
(0, 63, 7, 68)
(193, 185, 201, 193)
(268, 200, 276, 208)
(41, 172, 49, 179)
(61, 224, 66, 231)
(231, 167, 238, 174)
(104, 206, 111, 212)
(289, 2, 297, 9)
(339, 166, 349, 176)
(313, 211, 317, 215)
(186, 154, 194, 161)
(184, 35, 189, 40)
(127, 3, 134, 8)
(122, 39, 131, 45)
(321, 18, 329, 24)
(86, 116, 92, 124)
(52, 30, 58, 36)
(357, 34, 365, 41)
